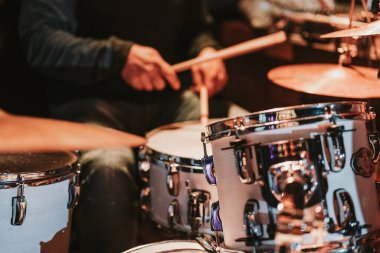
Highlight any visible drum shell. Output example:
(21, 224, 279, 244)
(148, 161, 218, 234)
(209, 115, 380, 250)
(141, 121, 218, 236)
(0, 152, 78, 253)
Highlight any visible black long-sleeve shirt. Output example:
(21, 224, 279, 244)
(18, 0, 219, 105)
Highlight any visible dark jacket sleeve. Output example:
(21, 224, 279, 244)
(18, 0, 133, 86)
(187, 0, 221, 57)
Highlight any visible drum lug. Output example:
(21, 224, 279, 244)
(11, 180, 27, 226)
(67, 167, 80, 209)
(367, 107, 380, 162)
(167, 199, 180, 228)
(243, 199, 264, 240)
(202, 132, 217, 185)
(210, 201, 223, 232)
(332, 188, 360, 235)
(230, 138, 255, 184)
(140, 187, 151, 213)
(166, 162, 179, 196)
(202, 156, 216, 186)
(368, 133, 380, 163)
(324, 125, 346, 172)
(138, 160, 151, 185)
(186, 180, 211, 232)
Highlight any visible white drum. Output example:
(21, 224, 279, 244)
(123, 240, 207, 253)
(0, 152, 79, 253)
(204, 101, 380, 251)
(139, 121, 218, 236)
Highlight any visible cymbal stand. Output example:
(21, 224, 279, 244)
(338, 0, 356, 66)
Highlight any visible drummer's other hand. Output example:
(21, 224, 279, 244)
(191, 47, 228, 97)
(121, 44, 180, 91)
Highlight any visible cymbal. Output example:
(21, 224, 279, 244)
(321, 20, 380, 38)
(0, 110, 146, 153)
(268, 63, 380, 98)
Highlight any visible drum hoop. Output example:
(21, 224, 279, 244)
(124, 240, 203, 252)
(143, 147, 203, 173)
(206, 101, 367, 141)
(0, 164, 77, 188)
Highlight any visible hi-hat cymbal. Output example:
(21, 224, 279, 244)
(321, 20, 380, 38)
(267, 63, 380, 98)
(0, 110, 146, 153)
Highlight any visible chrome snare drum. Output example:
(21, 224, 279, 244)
(203, 102, 380, 251)
(139, 121, 218, 236)
(0, 152, 79, 253)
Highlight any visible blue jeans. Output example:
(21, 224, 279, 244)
(51, 90, 247, 253)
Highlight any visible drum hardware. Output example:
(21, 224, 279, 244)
(243, 199, 264, 239)
(210, 201, 222, 233)
(210, 201, 222, 248)
(11, 177, 26, 226)
(166, 160, 180, 197)
(323, 125, 347, 173)
(351, 229, 380, 252)
(220, 139, 256, 185)
(202, 156, 216, 186)
(254, 139, 320, 209)
(186, 180, 211, 233)
(196, 234, 219, 253)
(241, 199, 265, 247)
(332, 188, 361, 236)
(140, 187, 151, 213)
(367, 107, 380, 163)
(168, 199, 180, 229)
(67, 164, 80, 209)
(138, 148, 151, 185)
(231, 139, 255, 184)
(201, 132, 216, 186)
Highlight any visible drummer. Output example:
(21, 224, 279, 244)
(18, 0, 247, 252)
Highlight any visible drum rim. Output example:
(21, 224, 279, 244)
(124, 240, 204, 252)
(143, 120, 214, 173)
(0, 152, 78, 188)
(206, 101, 367, 141)
(141, 146, 203, 173)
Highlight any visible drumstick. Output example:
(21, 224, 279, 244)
(172, 31, 286, 72)
(200, 85, 208, 126)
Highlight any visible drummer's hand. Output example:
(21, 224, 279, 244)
(191, 47, 228, 97)
(121, 44, 180, 91)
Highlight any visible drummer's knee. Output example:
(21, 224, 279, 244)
(78, 147, 138, 201)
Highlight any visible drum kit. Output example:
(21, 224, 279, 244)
(2, 9, 380, 253)
(129, 11, 380, 253)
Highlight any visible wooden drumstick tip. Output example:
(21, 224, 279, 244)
(200, 86, 209, 126)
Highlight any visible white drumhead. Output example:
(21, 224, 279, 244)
(123, 240, 206, 253)
(146, 121, 212, 160)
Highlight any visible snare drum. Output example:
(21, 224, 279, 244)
(123, 240, 207, 253)
(0, 152, 79, 253)
(139, 121, 218, 236)
(204, 102, 380, 251)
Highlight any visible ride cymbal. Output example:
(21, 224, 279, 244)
(268, 63, 380, 98)
(0, 110, 146, 152)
